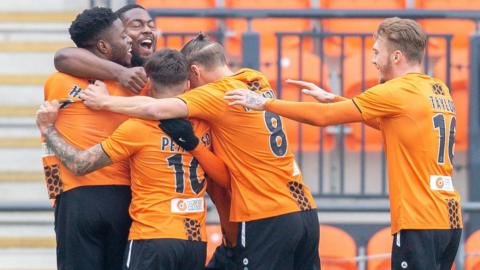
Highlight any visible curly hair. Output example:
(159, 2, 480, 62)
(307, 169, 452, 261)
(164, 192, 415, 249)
(69, 7, 119, 48)
(145, 49, 188, 87)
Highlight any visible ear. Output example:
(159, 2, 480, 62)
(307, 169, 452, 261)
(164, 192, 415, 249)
(96, 39, 110, 55)
(190, 64, 200, 78)
(392, 50, 402, 63)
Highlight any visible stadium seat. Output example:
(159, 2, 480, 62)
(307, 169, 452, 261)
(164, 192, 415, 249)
(320, 0, 406, 57)
(366, 227, 392, 270)
(261, 48, 335, 152)
(224, 0, 313, 58)
(415, 0, 480, 52)
(433, 49, 469, 151)
(319, 225, 358, 270)
(136, 0, 218, 49)
(206, 224, 223, 264)
(466, 229, 480, 270)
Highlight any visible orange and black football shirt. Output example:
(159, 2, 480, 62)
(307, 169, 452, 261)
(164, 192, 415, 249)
(353, 73, 462, 234)
(101, 118, 210, 241)
(42, 72, 132, 196)
(178, 68, 316, 222)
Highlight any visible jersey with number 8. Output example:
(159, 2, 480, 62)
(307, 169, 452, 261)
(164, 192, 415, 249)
(353, 73, 462, 234)
(179, 68, 316, 222)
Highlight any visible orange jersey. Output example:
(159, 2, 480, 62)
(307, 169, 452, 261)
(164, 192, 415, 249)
(43, 72, 132, 193)
(353, 73, 462, 234)
(101, 118, 210, 241)
(179, 68, 316, 222)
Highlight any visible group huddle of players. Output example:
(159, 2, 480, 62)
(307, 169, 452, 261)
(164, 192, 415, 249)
(35, 4, 463, 270)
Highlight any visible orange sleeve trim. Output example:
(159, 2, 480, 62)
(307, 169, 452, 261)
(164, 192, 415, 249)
(265, 99, 363, 126)
(190, 143, 230, 188)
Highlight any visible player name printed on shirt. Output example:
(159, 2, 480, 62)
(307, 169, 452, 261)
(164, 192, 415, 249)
(430, 175, 454, 192)
(171, 198, 204, 213)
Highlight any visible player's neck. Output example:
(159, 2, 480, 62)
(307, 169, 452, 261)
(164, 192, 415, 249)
(395, 62, 422, 78)
(208, 65, 234, 81)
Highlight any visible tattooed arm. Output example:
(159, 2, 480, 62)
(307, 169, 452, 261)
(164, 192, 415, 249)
(43, 127, 112, 176)
(36, 100, 112, 176)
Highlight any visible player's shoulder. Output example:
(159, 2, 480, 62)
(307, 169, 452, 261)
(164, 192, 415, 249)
(45, 72, 86, 87)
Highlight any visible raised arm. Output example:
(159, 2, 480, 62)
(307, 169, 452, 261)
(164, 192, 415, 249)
(54, 47, 147, 93)
(80, 81, 188, 120)
(36, 100, 112, 176)
(224, 89, 363, 127)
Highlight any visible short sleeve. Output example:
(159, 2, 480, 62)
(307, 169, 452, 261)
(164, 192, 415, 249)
(177, 86, 226, 121)
(353, 83, 403, 121)
(101, 119, 148, 162)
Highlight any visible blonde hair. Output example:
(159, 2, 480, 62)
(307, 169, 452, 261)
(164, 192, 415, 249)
(375, 17, 427, 63)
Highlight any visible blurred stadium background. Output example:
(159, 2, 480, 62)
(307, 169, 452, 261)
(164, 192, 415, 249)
(1, 0, 480, 269)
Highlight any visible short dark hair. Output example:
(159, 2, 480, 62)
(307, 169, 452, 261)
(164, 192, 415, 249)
(69, 7, 118, 48)
(145, 49, 188, 88)
(115, 4, 146, 20)
(180, 33, 226, 70)
(375, 17, 427, 64)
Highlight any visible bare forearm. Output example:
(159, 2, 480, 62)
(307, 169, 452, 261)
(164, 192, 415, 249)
(101, 96, 188, 120)
(265, 99, 363, 127)
(44, 127, 112, 175)
(54, 47, 125, 80)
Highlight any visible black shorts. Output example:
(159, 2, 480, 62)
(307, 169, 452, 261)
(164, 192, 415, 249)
(54, 185, 132, 270)
(205, 244, 236, 270)
(235, 210, 320, 270)
(391, 229, 462, 270)
(123, 238, 206, 270)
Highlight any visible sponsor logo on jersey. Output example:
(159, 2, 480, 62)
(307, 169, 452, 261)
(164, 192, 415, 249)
(430, 175, 454, 192)
(171, 198, 204, 213)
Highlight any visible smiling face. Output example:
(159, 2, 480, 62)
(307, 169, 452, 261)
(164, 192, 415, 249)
(104, 18, 132, 67)
(120, 8, 157, 66)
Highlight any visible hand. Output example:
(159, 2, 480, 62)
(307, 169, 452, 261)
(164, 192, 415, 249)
(159, 118, 199, 151)
(36, 100, 60, 135)
(79, 80, 110, 110)
(117, 67, 147, 94)
(286, 79, 335, 103)
(224, 89, 268, 111)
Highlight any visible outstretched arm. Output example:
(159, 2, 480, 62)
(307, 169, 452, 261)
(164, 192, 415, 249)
(54, 47, 147, 93)
(80, 81, 188, 120)
(36, 100, 112, 176)
(286, 79, 380, 130)
(224, 89, 363, 127)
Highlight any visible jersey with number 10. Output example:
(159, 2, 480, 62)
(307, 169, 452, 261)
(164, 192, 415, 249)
(353, 73, 462, 234)
(101, 118, 210, 241)
(179, 68, 316, 222)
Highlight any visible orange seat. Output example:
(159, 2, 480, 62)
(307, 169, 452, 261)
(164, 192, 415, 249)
(415, 0, 480, 52)
(319, 225, 358, 270)
(224, 0, 313, 59)
(466, 230, 480, 270)
(320, 0, 406, 57)
(137, 0, 218, 49)
(206, 224, 223, 264)
(433, 49, 469, 151)
(366, 227, 392, 270)
(261, 48, 334, 152)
